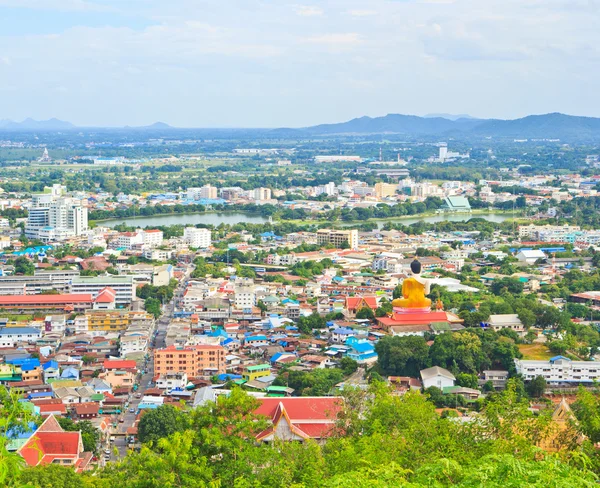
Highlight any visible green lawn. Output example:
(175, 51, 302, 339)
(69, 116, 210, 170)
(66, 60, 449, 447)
(518, 343, 554, 360)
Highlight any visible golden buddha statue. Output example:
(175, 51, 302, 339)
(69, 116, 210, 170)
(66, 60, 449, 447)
(392, 259, 432, 312)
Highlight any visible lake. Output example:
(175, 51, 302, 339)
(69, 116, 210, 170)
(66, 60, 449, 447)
(98, 210, 511, 229)
(98, 212, 269, 228)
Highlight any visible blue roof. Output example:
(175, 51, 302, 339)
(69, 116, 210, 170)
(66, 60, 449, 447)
(270, 352, 284, 362)
(0, 327, 40, 335)
(333, 327, 354, 335)
(550, 355, 570, 363)
(7, 358, 40, 371)
(28, 392, 53, 398)
(349, 342, 374, 353)
(43, 360, 59, 370)
(246, 335, 267, 341)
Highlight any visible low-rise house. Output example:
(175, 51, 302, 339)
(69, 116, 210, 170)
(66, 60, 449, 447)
(73, 402, 100, 419)
(156, 372, 188, 391)
(42, 360, 60, 382)
(254, 397, 343, 442)
(420, 366, 456, 390)
(18, 415, 92, 471)
(487, 314, 526, 336)
(482, 370, 509, 389)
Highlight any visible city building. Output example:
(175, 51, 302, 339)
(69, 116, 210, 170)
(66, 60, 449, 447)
(183, 227, 211, 249)
(253, 187, 272, 201)
(0, 294, 94, 314)
(316, 229, 358, 250)
(69, 276, 136, 306)
(25, 185, 88, 242)
(142, 229, 164, 248)
(154, 344, 226, 377)
(374, 182, 398, 198)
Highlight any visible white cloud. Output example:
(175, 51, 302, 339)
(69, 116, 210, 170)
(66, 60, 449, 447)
(305, 33, 363, 46)
(0, 0, 115, 12)
(295, 5, 324, 16)
(347, 9, 377, 17)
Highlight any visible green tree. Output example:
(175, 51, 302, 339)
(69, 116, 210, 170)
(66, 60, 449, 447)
(525, 375, 547, 398)
(355, 307, 375, 320)
(456, 373, 479, 389)
(137, 404, 188, 445)
(375, 335, 430, 377)
(339, 357, 358, 376)
(14, 257, 35, 276)
(19, 463, 84, 488)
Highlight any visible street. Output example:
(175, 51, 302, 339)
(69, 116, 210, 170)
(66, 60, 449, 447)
(103, 265, 192, 463)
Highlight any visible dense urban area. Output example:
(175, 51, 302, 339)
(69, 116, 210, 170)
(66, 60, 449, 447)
(4, 122, 600, 486)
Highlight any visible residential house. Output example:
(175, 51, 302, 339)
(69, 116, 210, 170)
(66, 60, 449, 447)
(420, 366, 456, 389)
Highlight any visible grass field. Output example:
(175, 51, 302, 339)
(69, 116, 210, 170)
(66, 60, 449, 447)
(518, 343, 554, 360)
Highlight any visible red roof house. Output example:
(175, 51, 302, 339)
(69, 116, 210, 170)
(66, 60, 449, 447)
(345, 296, 378, 314)
(254, 397, 343, 442)
(103, 359, 137, 371)
(18, 415, 92, 472)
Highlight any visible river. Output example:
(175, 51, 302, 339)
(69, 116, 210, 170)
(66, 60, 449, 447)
(98, 211, 511, 229)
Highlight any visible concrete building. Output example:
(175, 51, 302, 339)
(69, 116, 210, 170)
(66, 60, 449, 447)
(25, 185, 88, 242)
(374, 182, 398, 198)
(515, 356, 600, 384)
(316, 229, 358, 250)
(142, 229, 164, 248)
(69, 276, 136, 306)
(253, 187, 272, 201)
(183, 227, 211, 249)
(154, 344, 226, 377)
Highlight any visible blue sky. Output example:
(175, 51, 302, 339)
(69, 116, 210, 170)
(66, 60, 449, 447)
(0, 0, 599, 127)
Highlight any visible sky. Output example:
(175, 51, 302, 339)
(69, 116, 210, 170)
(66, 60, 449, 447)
(0, 0, 599, 127)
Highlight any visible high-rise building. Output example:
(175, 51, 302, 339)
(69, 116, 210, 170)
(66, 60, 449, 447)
(183, 227, 211, 248)
(25, 185, 88, 242)
(200, 185, 218, 200)
(253, 188, 272, 201)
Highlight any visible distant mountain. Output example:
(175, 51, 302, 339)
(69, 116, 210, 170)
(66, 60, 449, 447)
(145, 121, 173, 129)
(424, 113, 476, 121)
(0, 118, 75, 130)
(306, 114, 480, 135)
(302, 112, 600, 140)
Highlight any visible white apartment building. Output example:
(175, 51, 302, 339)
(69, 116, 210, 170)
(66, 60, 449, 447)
(184, 227, 211, 249)
(266, 254, 297, 266)
(515, 357, 600, 384)
(234, 286, 256, 310)
(142, 229, 164, 248)
(70, 276, 136, 305)
(518, 224, 581, 241)
(115, 232, 144, 249)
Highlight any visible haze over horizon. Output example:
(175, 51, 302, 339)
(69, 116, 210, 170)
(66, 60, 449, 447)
(1, 0, 598, 128)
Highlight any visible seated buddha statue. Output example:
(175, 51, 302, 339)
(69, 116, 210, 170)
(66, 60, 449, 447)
(392, 259, 432, 312)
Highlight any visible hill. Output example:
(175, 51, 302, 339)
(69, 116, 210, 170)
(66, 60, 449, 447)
(303, 112, 600, 139)
(0, 117, 75, 130)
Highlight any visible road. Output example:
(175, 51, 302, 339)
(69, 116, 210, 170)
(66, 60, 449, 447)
(103, 265, 193, 463)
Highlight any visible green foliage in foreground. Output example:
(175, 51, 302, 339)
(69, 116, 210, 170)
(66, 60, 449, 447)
(3, 384, 600, 487)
